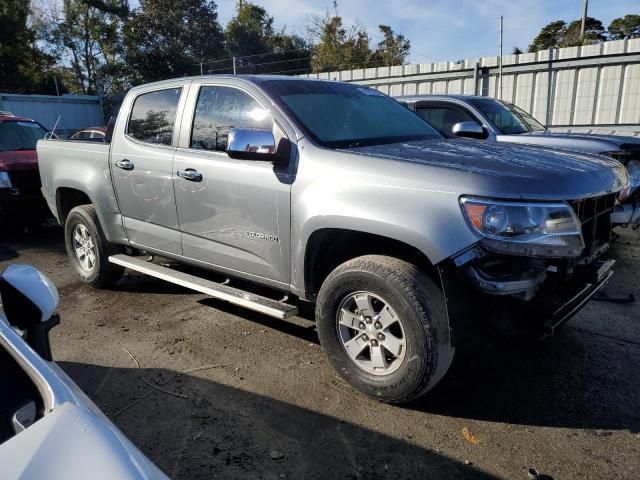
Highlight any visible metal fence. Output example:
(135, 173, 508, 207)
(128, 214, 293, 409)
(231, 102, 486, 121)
(301, 38, 640, 134)
(0, 93, 104, 137)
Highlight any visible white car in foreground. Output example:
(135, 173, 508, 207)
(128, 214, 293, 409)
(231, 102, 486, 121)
(0, 264, 167, 479)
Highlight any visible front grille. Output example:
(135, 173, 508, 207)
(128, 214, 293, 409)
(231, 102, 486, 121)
(571, 193, 615, 258)
(9, 170, 42, 195)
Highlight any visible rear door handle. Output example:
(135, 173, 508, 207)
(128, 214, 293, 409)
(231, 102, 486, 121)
(115, 159, 134, 170)
(177, 169, 203, 182)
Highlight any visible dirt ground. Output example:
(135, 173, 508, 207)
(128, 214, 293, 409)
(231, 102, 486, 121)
(1, 224, 639, 480)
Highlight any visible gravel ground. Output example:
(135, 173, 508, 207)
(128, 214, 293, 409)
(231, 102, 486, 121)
(1, 224, 639, 480)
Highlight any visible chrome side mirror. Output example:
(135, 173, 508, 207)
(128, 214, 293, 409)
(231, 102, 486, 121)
(452, 121, 487, 139)
(0, 265, 60, 360)
(227, 128, 277, 161)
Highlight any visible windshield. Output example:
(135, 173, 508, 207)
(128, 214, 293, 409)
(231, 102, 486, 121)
(468, 98, 546, 134)
(262, 80, 441, 148)
(0, 121, 47, 152)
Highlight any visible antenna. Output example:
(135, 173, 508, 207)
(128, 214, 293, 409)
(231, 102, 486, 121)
(45, 115, 62, 140)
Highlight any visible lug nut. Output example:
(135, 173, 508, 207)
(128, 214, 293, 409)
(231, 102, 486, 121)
(371, 339, 378, 346)
(377, 333, 385, 340)
(359, 322, 366, 330)
(361, 334, 368, 341)
(374, 322, 382, 329)
(366, 317, 373, 324)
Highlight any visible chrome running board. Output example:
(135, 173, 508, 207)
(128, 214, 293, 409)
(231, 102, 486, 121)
(109, 254, 298, 319)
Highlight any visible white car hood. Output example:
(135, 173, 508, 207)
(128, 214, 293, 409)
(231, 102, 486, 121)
(0, 402, 167, 480)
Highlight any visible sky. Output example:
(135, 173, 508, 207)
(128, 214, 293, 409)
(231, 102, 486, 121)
(212, 0, 639, 63)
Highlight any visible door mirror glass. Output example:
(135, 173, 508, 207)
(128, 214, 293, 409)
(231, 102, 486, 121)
(452, 121, 487, 139)
(226, 128, 276, 161)
(0, 265, 59, 329)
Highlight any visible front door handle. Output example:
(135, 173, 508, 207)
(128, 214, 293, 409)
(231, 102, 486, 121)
(177, 169, 203, 182)
(115, 159, 134, 170)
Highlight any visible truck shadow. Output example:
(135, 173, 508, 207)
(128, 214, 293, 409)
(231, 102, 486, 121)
(411, 331, 640, 433)
(198, 297, 639, 433)
(59, 361, 498, 480)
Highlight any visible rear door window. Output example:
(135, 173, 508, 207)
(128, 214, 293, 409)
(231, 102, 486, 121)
(127, 88, 182, 145)
(416, 106, 477, 137)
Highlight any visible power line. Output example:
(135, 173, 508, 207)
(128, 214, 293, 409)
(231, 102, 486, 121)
(197, 47, 311, 67)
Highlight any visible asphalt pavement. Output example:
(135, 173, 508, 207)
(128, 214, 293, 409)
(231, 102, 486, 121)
(1, 224, 639, 479)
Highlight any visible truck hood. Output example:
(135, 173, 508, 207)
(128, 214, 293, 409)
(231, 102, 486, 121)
(503, 131, 640, 154)
(0, 150, 38, 172)
(343, 139, 628, 200)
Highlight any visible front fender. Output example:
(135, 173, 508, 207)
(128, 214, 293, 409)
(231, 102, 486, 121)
(291, 184, 481, 294)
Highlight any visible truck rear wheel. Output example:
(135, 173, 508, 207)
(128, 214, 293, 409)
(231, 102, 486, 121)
(64, 205, 124, 288)
(316, 255, 454, 403)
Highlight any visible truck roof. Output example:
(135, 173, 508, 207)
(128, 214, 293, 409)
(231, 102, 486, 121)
(126, 74, 354, 94)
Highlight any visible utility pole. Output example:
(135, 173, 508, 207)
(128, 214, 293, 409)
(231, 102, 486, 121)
(233, 56, 237, 75)
(580, 0, 589, 41)
(499, 15, 503, 100)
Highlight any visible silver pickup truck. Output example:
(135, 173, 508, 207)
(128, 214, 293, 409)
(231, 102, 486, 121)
(37, 76, 628, 403)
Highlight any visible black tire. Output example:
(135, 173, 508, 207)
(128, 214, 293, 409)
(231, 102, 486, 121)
(316, 255, 454, 403)
(64, 205, 124, 288)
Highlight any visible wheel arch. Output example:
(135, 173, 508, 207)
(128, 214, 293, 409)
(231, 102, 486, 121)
(301, 227, 440, 300)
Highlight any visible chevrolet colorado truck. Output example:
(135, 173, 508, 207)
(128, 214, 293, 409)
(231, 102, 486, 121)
(398, 94, 640, 227)
(37, 76, 627, 403)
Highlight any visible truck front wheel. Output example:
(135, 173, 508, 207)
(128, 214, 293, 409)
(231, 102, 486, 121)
(64, 205, 124, 288)
(316, 255, 454, 403)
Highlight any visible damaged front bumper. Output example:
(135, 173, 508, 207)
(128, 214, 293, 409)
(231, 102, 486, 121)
(438, 245, 615, 345)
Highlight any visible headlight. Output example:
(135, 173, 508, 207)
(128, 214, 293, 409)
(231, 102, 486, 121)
(460, 196, 584, 257)
(0, 172, 12, 189)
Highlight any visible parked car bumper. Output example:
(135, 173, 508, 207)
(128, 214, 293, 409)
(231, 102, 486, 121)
(0, 190, 49, 221)
(610, 201, 640, 226)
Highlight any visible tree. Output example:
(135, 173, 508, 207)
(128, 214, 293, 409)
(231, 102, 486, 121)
(528, 20, 566, 52)
(0, 0, 54, 93)
(527, 17, 607, 52)
(223, 2, 311, 74)
(123, 0, 225, 84)
(512, 47, 524, 55)
(307, 11, 374, 72)
(51, 0, 128, 95)
(375, 25, 410, 66)
(560, 17, 606, 47)
(608, 15, 640, 40)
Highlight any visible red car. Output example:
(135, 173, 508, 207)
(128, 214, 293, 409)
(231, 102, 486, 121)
(0, 113, 50, 224)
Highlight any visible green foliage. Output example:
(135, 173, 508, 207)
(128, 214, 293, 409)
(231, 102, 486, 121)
(560, 17, 606, 47)
(528, 20, 566, 52)
(308, 12, 410, 73)
(223, 2, 311, 74)
(608, 15, 640, 40)
(52, 0, 128, 95)
(0, 0, 54, 93)
(123, 0, 225, 84)
(512, 47, 524, 55)
(308, 13, 373, 72)
(375, 25, 410, 67)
